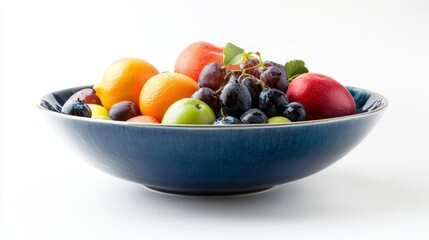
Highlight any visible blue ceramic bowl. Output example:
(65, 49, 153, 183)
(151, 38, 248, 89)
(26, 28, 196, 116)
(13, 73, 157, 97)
(38, 85, 387, 196)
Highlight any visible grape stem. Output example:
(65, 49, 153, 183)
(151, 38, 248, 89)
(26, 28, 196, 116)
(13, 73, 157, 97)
(255, 52, 266, 70)
(218, 50, 269, 92)
(219, 107, 226, 117)
(257, 78, 268, 91)
(288, 74, 300, 82)
(214, 85, 224, 95)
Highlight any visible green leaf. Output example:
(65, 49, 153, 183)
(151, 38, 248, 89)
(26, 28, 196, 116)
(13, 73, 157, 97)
(284, 60, 309, 81)
(228, 54, 244, 66)
(223, 42, 245, 66)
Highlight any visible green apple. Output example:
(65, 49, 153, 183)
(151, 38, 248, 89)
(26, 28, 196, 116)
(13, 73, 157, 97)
(162, 98, 216, 124)
(88, 104, 111, 120)
(268, 116, 291, 124)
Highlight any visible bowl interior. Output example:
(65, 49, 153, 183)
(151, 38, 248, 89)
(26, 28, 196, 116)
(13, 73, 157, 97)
(39, 85, 387, 123)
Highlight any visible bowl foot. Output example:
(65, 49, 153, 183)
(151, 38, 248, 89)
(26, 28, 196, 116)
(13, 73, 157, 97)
(143, 185, 276, 197)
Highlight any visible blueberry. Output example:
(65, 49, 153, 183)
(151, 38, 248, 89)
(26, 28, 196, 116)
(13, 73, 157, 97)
(283, 102, 306, 121)
(240, 109, 268, 124)
(214, 116, 242, 125)
(61, 99, 92, 118)
(259, 88, 289, 117)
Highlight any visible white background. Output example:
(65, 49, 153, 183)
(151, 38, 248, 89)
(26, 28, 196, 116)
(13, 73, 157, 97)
(1, 0, 429, 239)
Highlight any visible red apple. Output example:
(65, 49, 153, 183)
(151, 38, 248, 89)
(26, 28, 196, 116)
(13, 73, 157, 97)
(126, 115, 160, 124)
(286, 73, 356, 120)
(70, 88, 102, 105)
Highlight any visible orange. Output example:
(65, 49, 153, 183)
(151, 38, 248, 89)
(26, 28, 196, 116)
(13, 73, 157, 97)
(139, 72, 199, 122)
(174, 41, 224, 82)
(94, 57, 159, 109)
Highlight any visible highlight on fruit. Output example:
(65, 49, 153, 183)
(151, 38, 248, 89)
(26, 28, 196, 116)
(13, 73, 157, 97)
(59, 41, 357, 125)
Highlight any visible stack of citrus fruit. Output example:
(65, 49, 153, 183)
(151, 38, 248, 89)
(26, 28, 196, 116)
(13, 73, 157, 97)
(61, 41, 222, 124)
(94, 57, 159, 110)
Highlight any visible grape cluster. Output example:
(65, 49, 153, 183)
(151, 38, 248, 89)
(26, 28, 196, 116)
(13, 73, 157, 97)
(192, 57, 306, 125)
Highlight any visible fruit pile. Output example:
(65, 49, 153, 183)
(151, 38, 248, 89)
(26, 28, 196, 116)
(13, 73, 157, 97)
(60, 42, 357, 125)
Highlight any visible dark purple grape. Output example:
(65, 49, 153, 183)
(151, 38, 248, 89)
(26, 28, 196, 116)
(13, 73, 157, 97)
(198, 62, 227, 91)
(259, 88, 289, 117)
(109, 101, 141, 121)
(253, 67, 263, 79)
(61, 99, 92, 118)
(214, 116, 242, 125)
(283, 102, 307, 121)
(219, 82, 252, 118)
(191, 87, 220, 113)
(239, 58, 260, 74)
(263, 61, 288, 79)
(241, 76, 262, 108)
(260, 66, 288, 92)
(240, 109, 268, 124)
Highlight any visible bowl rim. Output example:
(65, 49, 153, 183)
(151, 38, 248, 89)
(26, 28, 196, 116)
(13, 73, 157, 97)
(37, 85, 388, 130)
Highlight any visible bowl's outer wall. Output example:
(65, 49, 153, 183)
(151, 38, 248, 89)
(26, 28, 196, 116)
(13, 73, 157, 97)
(40, 86, 386, 194)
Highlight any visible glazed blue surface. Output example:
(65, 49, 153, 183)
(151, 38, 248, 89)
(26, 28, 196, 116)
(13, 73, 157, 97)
(38, 86, 387, 195)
